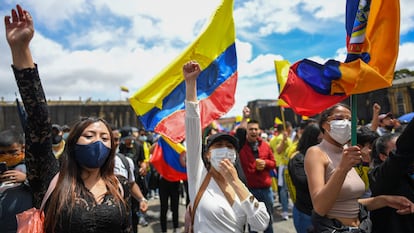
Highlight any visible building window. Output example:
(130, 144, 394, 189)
(396, 91, 406, 115)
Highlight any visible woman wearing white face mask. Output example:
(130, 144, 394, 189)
(183, 60, 269, 233)
(305, 104, 414, 233)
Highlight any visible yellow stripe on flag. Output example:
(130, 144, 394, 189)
(129, 0, 236, 116)
(274, 60, 290, 107)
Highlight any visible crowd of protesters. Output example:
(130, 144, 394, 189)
(2, 4, 414, 233)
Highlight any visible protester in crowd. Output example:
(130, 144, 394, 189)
(51, 124, 65, 159)
(370, 103, 395, 136)
(377, 112, 395, 135)
(283, 118, 318, 216)
(369, 125, 414, 233)
(61, 124, 71, 140)
(184, 60, 269, 233)
(139, 128, 158, 201)
(136, 128, 152, 227)
(119, 127, 148, 227)
(269, 123, 292, 220)
(295, 118, 318, 142)
(234, 109, 276, 233)
(354, 126, 379, 198)
(288, 123, 322, 233)
(0, 129, 33, 233)
(305, 103, 414, 232)
(5, 5, 131, 232)
(157, 145, 182, 233)
(113, 128, 148, 233)
(203, 123, 219, 145)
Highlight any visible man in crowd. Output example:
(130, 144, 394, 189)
(235, 106, 276, 233)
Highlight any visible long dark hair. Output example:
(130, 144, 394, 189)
(45, 117, 125, 232)
(371, 133, 399, 167)
(297, 124, 321, 155)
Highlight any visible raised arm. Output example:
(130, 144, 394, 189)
(184, 61, 200, 102)
(4, 4, 34, 69)
(183, 61, 203, 204)
(370, 103, 381, 132)
(5, 5, 59, 207)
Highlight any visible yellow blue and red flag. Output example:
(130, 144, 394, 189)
(274, 60, 290, 108)
(129, 0, 237, 143)
(279, 0, 400, 116)
(150, 136, 187, 182)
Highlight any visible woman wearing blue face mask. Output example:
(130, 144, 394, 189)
(305, 104, 414, 233)
(183, 60, 269, 233)
(5, 5, 131, 233)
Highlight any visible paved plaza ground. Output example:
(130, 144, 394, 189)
(137, 197, 296, 233)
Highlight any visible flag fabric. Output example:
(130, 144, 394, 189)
(120, 86, 129, 93)
(280, 61, 350, 116)
(279, 0, 400, 116)
(150, 136, 187, 182)
(274, 117, 283, 125)
(129, 0, 237, 143)
(274, 60, 290, 107)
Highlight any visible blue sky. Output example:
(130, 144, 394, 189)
(0, 0, 413, 118)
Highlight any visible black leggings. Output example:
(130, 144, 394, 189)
(159, 177, 180, 232)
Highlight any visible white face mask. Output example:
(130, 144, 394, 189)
(328, 119, 352, 145)
(138, 135, 147, 142)
(209, 148, 236, 171)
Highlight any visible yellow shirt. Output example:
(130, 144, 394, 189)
(269, 134, 292, 166)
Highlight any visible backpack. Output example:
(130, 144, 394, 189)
(116, 152, 132, 181)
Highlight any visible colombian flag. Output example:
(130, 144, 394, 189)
(129, 0, 237, 143)
(274, 60, 290, 108)
(279, 0, 400, 116)
(150, 136, 187, 182)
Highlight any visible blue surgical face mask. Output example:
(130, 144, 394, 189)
(62, 132, 69, 140)
(74, 141, 111, 168)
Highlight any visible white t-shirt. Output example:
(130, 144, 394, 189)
(114, 154, 135, 183)
(185, 101, 269, 233)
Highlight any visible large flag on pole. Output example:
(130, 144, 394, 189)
(129, 0, 237, 143)
(279, 0, 400, 116)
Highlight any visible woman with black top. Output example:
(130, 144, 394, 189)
(288, 123, 322, 233)
(5, 5, 131, 233)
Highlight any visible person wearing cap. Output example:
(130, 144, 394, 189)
(112, 128, 148, 233)
(235, 108, 277, 233)
(183, 60, 270, 233)
(377, 112, 395, 136)
(61, 124, 71, 140)
(370, 103, 395, 136)
(118, 128, 147, 231)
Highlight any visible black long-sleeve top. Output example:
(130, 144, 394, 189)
(13, 65, 131, 233)
(13, 65, 59, 208)
(369, 121, 414, 233)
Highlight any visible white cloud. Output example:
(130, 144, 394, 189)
(0, 0, 412, 120)
(396, 42, 414, 71)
